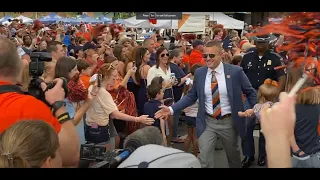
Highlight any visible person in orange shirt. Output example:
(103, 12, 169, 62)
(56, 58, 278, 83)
(0, 38, 80, 167)
(76, 24, 92, 42)
(77, 59, 92, 89)
(189, 40, 205, 67)
(82, 41, 103, 74)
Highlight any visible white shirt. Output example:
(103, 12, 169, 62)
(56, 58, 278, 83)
(169, 62, 231, 116)
(146, 65, 171, 86)
(205, 62, 231, 116)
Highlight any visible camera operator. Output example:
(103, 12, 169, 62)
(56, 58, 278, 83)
(0, 37, 80, 167)
(0, 120, 62, 168)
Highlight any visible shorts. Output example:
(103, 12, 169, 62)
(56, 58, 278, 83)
(86, 120, 118, 145)
(185, 116, 196, 128)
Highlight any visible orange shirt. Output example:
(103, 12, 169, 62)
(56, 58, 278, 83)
(0, 81, 61, 134)
(189, 49, 205, 67)
(85, 58, 104, 74)
(182, 54, 190, 65)
(76, 31, 92, 42)
(80, 74, 90, 90)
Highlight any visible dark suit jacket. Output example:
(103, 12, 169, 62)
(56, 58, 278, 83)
(171, 63, 257, 138)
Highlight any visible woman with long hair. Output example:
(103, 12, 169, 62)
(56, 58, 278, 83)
(86, 63, 154, 151)
(286, 67, 320, 168)
(147, 47, 175, 145)
(134, 47, 151, 116)
(125, 46, 141, 106)
(112, 45, 127, 77)
(104, 56, 140, 137)
(54, 57, 99, 145)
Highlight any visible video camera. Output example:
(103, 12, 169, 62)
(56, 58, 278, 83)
(80, 144, 125, 168)
(27, 52, 68, 106)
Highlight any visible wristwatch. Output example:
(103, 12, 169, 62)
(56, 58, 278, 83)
(51, 101, 66, 116)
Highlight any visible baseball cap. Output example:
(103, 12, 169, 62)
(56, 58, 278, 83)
(73, 46, 83, 53)
(192, 40, 204, 48)
(118, 144, 201, 168)
(82, 41, 101, 52)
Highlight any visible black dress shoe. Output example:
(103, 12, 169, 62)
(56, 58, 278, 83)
(258, 157, 266, 166)
(241, 156, 255, 168)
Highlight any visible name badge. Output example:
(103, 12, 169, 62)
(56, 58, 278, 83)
(267, 60, 272, 65)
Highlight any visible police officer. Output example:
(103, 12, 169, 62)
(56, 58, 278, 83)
(240, 34, 286, 168)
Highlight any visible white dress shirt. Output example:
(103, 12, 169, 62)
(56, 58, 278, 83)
(205, 62, 231, 116)
(169, 62, 231, 116)
(147, 65, 171, 86)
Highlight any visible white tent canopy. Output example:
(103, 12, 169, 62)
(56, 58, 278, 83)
(123, 12, 244, 30)
(123, 16, 174, 29)
(171, 12, 244, 30)
(15, 15, 33, 23)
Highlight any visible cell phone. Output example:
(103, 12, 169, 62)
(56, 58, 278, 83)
(163, 98, 174, 106)
(97, 74, 101, 87)
(132, 61, 136, 67)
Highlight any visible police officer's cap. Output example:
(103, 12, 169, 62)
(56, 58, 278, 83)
(254, 34, 271, 43)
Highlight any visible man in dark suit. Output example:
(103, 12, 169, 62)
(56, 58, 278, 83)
(155, 41, 257, 168)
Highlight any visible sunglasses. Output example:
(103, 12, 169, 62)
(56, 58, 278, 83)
(203, 54, 216, 59)
(161, 53, 169, 57)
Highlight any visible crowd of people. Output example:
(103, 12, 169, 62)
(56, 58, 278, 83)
(0, 16, 319, 168)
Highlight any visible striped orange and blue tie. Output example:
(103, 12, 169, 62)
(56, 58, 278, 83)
(211, 71, 221, 119)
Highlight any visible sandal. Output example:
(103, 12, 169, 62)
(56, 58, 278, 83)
(171, 138, 185, 143)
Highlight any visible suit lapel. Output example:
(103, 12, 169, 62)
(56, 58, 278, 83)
(223, 63, 233, 101)
(201, 67, 208, 95)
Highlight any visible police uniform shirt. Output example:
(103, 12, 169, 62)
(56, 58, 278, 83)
(240, 49, 285, 90)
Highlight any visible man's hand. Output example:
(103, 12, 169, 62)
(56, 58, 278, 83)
(155, 105, 171, 119)
(238, 109, 254, 118)
(260, 92, 296, 140)
(41, 78, 66, 105)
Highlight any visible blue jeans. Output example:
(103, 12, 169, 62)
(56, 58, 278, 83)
(172, 110, 181, 138)
(241, 97, 266, 158)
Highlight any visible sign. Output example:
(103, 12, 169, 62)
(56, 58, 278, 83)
(136, 12, 182, 20)
(178, 14, 207, 33)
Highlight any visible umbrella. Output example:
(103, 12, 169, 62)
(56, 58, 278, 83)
(15, 15, 33, 23)
(80, 17, 102, 24)
(39, 12, 63, 24)
(64, 18, 82, 25)
(98, 15, 111, 24)
(0, 15, 14, 23)
(80, 14, 90, 19)
(116, 19, 123, 24)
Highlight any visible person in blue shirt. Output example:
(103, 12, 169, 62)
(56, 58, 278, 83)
(144, 77, 168, 146)
(169, 48, 191, 143)
(143, 38, 156, 67)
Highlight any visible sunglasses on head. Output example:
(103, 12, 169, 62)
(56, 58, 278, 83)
(203, 54, 216, 59)
(161, 53, 169, 57)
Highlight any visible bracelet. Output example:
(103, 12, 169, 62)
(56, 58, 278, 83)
(57, 112, 71, 124)
(90, 92, 97, 96)
(135, 117, 139, 123)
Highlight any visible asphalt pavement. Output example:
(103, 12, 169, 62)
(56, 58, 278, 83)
(172, 121, 266, 168)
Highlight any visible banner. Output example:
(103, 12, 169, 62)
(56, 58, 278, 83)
(178, 14, 206, 33)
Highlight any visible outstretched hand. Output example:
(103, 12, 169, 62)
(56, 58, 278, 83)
(138, 115, 155, 125)
(260, 92, 296, 139)
(155, 105, 171, 120)
(238, 109, 254, 118)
